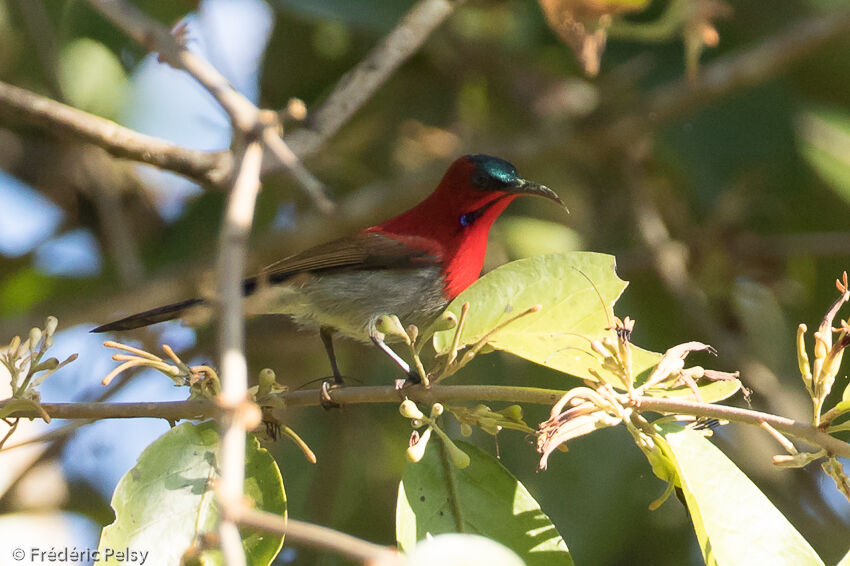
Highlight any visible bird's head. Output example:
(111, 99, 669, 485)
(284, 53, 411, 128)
(375, 154, 565, 298)
(434, 154, 565, 228)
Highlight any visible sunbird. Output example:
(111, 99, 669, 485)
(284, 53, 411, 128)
(93, 154, 564, 384)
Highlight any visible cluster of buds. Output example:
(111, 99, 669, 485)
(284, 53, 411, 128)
(400, 400, 470, 469)
(797, 272, 850, 426)
(448, 404, 533, 437)
(589, 316, 635, 391)
(2, 316, 76, 402)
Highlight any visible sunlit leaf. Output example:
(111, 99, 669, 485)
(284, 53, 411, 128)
(397, 440, 572, 566)
(97, 421, 285, 566)
(433, 252, 661, 384)
(797, 106, 850, 205)
(660, 425, 823, 566)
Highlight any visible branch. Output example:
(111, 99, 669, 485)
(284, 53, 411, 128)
(284, 0, 463, 160)
(3, 384, 847, 458)
(85, 0, 257, 131)
(214, 138, 265, 566)
(603, 9, 850, 141)
(629, 396, 850, 459)
(230, 508, 402, 566)
(85, 0, 331, 211)
(0, 80, 231, 187)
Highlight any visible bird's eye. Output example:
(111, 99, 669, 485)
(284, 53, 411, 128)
(472, 171, 490, 188)
(460, 213, 473, 227)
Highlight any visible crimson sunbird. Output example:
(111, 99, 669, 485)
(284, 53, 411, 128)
(93, 154, 564, 384)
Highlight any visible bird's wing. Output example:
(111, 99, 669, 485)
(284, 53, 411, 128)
(249, 230, 443, 289)
(92, 232, 442, 332)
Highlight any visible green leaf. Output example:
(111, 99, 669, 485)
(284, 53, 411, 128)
(660, 425, 823, 566)
(397, 439, 573, 566)
(647, 379, 742, 404)
(97, 421, 285, 566)
(797, 105, 850, 205)
(58, 38, 127, 119)
(497, 217, 582, 259)
(432, 252, 661, 384)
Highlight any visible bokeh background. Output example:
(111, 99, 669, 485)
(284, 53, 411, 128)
(1, 0, 850, 564)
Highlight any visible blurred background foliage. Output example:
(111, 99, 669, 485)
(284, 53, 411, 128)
(1, 0, 850, 564)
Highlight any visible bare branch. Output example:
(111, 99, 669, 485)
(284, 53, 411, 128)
(85, 0, 332, 211)
(0, 80, 231, 187)
(2, 385, 848, 459)
(85, 0, 258, 131)
(215, 138, 265, 566)
(230, 509, 402, 566)
(285, 0, 464, 160)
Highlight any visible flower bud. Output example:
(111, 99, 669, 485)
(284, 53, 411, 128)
(45, 316, 58, 337)
(400, 399, 424, 420)
(29, 328, 43, 350)
(432, 311, 458, 332)
(376, 315, 410, 344)
(445, 439, 470, 469)
(406, 427, 431, 462)
(430, 403, 444, 417)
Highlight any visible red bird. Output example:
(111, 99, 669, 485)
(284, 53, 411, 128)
(93, 155, 563, 383)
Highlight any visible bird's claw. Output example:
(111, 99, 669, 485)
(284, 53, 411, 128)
(394, 369, 424, 392)
(319, 379, 342, 410)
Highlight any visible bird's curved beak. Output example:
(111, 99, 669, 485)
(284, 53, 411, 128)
(507, 178, 568, 211)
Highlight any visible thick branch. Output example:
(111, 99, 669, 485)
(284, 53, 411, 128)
(0, 80, 231, 187)
(3, 385, 847, 458)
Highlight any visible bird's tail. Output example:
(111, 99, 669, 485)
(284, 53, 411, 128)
(91, 298, 206, 333)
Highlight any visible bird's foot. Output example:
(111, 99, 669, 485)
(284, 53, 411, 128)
(394, 368, 424, 392)
(319, 378, 344, 410)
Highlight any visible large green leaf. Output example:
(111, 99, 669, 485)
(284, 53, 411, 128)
(660, 425, 823, 566)
(397, 439, 572, 566)
(432, 252, 661, 384)
(97, 421, 285, 566)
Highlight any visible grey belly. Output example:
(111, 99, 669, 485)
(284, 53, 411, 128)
(250, 267, 448, 342)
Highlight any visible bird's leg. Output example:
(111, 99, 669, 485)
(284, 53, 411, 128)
(320, 326, 344, 384)
(369, 329, 421, 389)
(319, 326, 343, 409)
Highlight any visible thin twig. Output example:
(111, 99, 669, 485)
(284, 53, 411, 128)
(284, 0, 464, 160)
(231, 508, 402, 566)
(263, 130, 334, 213)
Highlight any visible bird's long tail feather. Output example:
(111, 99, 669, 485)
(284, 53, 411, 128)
(91, 298, 205, 333)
